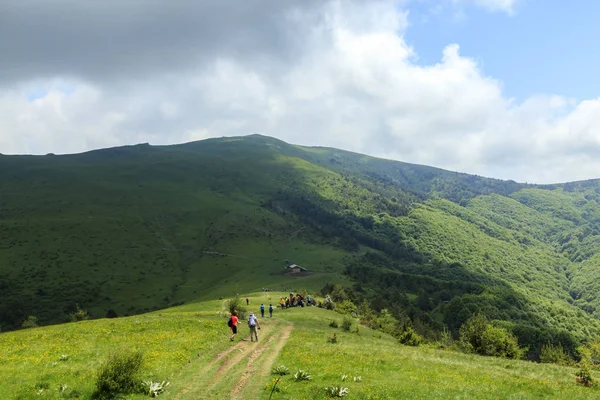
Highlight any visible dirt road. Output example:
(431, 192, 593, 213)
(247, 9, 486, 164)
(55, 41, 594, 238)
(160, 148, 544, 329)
(172, 320, 293, 399)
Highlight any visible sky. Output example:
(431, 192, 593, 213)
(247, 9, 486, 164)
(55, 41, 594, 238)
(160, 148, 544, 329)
(1, 0, 600, 184)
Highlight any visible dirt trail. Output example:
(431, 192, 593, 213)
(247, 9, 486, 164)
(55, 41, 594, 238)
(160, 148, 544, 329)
(230, 324, 293, 399)
(172, 321, 293, 400)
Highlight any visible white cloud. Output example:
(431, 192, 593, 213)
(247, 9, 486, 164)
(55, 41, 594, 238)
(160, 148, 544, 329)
(454, 0, 519, 14)
(1, 0, 599, 184)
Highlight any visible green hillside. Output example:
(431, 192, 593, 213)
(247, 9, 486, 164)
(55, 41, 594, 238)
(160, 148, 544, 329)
(1, 293, 599, 399)
(2, 134, 600, 360)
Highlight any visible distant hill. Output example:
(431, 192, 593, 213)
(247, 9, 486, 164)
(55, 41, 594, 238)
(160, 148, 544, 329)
(2, 134, 600, 358)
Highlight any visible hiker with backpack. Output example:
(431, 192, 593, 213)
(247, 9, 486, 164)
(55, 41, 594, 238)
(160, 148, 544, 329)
(260, 303, 265, 318)
(228, 311, 239, 341)
(248, 312, 261, 342)
(269, 304, 273, 317)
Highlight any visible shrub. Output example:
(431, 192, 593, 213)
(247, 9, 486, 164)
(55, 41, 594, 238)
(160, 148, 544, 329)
(576, 364, 594, 387)
(271, 365, 290, 376)
(142, 380, 170, 397)
(293, 369, 312, 382)
(321, 295, 336, 310)
(21, 316, 39, 329)
(70, 304, 89, 322)
(92, 350, 144, 399)
(324, 386, 349, 397)
(437, 328, 455, 349)
(336, 300, 357, 316)
(226, 296, 247, 319)
(35, 382, 50, 390)
(459, 314, 523, 359)
(398, 327, 424, 346)
(341, 317, 352, 332)
(264, 378, 288, 395)
(540, 342, 570, 365)
(329, 320, 339, 328)
(398, 320, 424, 347)
(579, 339, 600, 369)
(327, 333, 338, 344)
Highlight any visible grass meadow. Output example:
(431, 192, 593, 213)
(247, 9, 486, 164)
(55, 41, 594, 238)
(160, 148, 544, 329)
(1, 292, 598, 399)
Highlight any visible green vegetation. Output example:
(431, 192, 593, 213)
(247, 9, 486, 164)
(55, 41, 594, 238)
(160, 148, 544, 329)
(458, 314, 523, 359)
(93, 350, 144, 399)
(2, 294, 599, 399)
(3, 134, 600, 371)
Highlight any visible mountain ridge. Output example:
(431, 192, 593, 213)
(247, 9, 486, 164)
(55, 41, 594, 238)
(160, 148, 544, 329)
(1, 134, 600, 361)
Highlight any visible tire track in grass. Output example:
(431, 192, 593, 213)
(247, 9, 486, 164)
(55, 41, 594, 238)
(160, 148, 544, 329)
(230, 324, 293, 399)
(173, 321, 289, 399)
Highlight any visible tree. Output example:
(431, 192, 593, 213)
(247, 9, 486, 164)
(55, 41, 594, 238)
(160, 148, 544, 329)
(70, 304, 90, 322)
(459, 314, 523, 359)
(416, 289, 434, 311)
(21, 316, 38, 329)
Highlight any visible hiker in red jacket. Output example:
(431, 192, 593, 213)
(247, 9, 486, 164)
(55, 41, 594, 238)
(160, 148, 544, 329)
(229, 312, 239, 341)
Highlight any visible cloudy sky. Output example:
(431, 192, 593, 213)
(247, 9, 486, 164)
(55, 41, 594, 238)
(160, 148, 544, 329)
(1, 0, 600, 183)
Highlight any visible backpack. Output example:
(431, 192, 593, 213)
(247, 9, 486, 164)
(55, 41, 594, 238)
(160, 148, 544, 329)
(248, 316, 256, 327)
(227, 317, 233, 327)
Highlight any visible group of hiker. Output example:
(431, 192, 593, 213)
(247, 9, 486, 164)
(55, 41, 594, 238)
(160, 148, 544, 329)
(228, 301, 274, 342)
(279, 292, 311, 309)
(228, 311, 261, 342)
(229, 293, 315, 342)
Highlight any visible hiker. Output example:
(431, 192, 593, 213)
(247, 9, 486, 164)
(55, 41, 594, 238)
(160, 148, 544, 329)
(246, 297, 249, 305)
(307, 294, 311, 305)
(260, 303, 265, 318)
(248, 312, 261, 342)
(280, 298, 285, 309)
(269, 304, 273, 317)
(228, 311, 239, 341)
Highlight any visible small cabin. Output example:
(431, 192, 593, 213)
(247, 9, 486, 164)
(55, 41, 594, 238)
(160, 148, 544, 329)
(287, 264, 308, 274)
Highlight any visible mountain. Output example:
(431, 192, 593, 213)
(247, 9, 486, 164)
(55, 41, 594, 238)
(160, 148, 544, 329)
(2, 134, 600, 357)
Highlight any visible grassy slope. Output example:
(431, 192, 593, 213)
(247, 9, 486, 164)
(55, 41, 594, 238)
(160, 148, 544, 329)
(3, 134, 600, 340)
(1, 295, 598, 399)
(0, 138, 354, 329)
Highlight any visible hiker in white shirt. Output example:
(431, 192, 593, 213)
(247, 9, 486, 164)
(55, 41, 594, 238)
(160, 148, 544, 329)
(248, 312, 261, 342)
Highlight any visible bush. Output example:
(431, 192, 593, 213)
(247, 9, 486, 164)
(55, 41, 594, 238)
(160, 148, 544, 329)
(321, 295, 336, 310)
(436, 328, 455, 349)
(293, 370, 312, 382)
(271, 365, 290, 376)
(329, 320, 339, 328)
(226, 296, 247, 319)
(341, 317, 352, 332)
(141, 380, 170, 397)
(398, 321, 424, 347)
(336, 300, 357, 316)
(459, 314, 523, 359)
(576, 364, 594, 387)
(93, 350, 144, 399)
(70, 304, 89, 322)
(540, 342, 571, 365)
(327, 333, 338, 344)
(21, 316, 39, 329)
(324, 386, 349, 397)
(579, 340, 600, 369)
